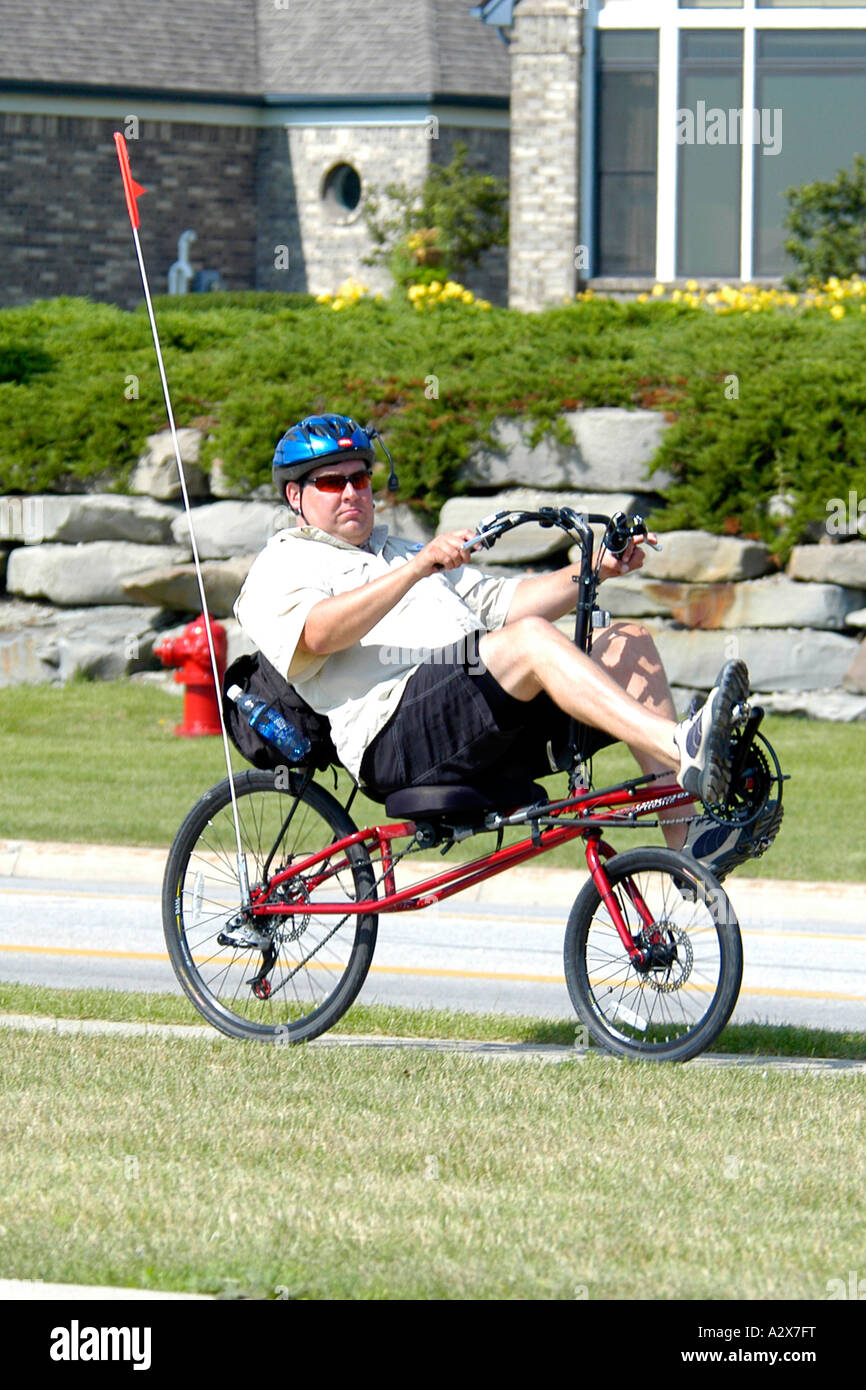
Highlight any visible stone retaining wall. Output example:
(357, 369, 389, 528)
(2, 409, 864, 719)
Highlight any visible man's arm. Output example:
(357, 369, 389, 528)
(299, 529, 477, 656)
(504, 536, 654, 625)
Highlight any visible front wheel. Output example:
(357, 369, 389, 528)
(564, 847, 742, 1063)
(162, 770, 378, 1043)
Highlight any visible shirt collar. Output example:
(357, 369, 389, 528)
(287, 522, 390, 554)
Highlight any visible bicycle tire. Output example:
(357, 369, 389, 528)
(162, 770, 378, 1043)
(564, 847, 742, 1063)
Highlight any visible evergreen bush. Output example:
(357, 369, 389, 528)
(1, 292, 864, 556)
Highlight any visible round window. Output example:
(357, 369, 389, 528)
(321, 162, 363, 222)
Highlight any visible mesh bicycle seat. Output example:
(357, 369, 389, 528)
(384, 780, 546, 820)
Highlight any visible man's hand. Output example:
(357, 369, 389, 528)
(410, 530, 477, 578)
(597, 533, 656, 582)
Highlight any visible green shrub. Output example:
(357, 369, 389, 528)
(1, 292, 865, 556)
(363, 141, 508, 290)
(784, 155, 866, 290)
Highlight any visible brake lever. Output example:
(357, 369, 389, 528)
(629, 514, 662, 552)
(464, 510, 519, 551)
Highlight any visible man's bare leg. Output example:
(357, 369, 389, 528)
(479, 617, 679, 767)
(479, 617, 688, 849)
(588, 622, 687, 849)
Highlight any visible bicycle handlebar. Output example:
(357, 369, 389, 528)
(465, 507, 662, 559)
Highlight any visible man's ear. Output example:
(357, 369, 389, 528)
(285, 481, 301, 514)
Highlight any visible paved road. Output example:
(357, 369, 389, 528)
(0, 868, 863, 1032)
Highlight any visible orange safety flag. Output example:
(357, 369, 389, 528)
(113, 132, 147, 229)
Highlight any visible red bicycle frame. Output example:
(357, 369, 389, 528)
(247, 773, 697, 966)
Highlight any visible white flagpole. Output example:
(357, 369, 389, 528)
(115, 133, 250, 908)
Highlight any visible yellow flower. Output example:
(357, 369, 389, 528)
(685, 279, 699, 293)
(461, 290, 475, 304)
(651, 283, 666, 297)
(830, 304, 845, 320)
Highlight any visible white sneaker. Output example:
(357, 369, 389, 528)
(683, 799, 784, 881)
(673, 661, 749, 806)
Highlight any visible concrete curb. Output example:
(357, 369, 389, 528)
(2, 1013, 865, 1072)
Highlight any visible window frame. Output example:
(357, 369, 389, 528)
(588, 0, 866, 281)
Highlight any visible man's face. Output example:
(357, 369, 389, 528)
(287, 457, 374, 546)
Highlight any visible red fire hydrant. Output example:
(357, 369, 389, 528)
(154, 613, 227, 736)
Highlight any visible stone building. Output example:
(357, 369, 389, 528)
(497, 0, 866, 308)
(0, 1, 509, 308)
(4, 2, 866, 312)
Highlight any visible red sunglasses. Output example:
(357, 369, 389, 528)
(304, 469, 372, 494)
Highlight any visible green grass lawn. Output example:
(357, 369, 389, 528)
(0, 1023, 863, 1300)
(3, 680, 862, 1304)
(0, 678, 862, 880)
(3, 980, 866, 1059)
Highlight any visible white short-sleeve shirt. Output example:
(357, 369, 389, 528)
(234, 522, 522, 780)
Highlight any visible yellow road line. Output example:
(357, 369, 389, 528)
(1, 941, 865, 1001)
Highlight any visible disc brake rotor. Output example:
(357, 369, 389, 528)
(641, 924, 694, 992)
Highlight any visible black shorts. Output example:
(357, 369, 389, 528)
(359, 637, 615, 799)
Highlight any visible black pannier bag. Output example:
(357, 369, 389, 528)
(222, 651, 339, 772)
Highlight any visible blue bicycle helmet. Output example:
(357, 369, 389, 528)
(273, 414, 399, 499)
(272, 415, 376, 492)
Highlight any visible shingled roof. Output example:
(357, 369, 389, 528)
(258, 0, 510, 99)
(0, 0, 260, 96)
(0, 0, 509, 100)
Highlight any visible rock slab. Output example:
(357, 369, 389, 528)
(122, 557, 254, 617)
(635, 531, 772, 583)
(601, 573, 861, 630)
(0, 494, 180, 545)
(788, 542, 866, 589)
(460, 409, 671, 492)
(129, 429, 208, 500)
(171, 501, 287, 559)
(7, 542, 192, 606)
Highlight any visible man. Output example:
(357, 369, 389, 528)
(235, 415, 748, 855)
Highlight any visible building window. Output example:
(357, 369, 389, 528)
(321, 162, 362, 223)
(680, 3, 743, 9)
(677, 31, 743, 278)
(753, 31, 866, 275)
(757, 2, 866, 8)
(595, 32, 659, 276)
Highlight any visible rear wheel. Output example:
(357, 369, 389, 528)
(564, 847, 742, 1062)
(162, 770, 377, 1042)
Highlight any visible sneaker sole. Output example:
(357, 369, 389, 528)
(699, 661, 749, 808)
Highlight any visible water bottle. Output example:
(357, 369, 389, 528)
(226, 685, 312, 762)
